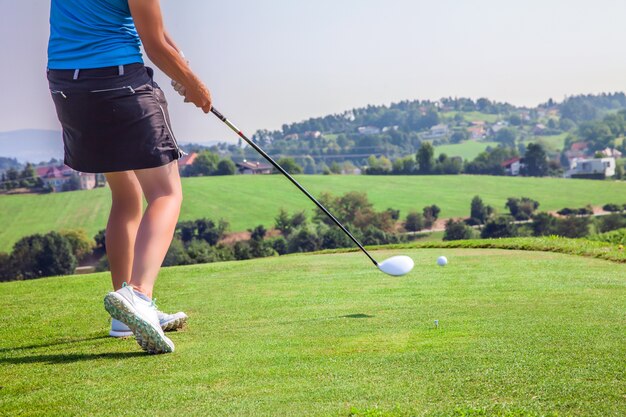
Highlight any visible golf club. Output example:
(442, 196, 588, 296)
(210, 107, 414, 276)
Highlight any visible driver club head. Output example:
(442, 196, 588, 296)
(377, 255, 414, 276)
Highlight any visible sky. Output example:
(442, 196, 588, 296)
(2, 0, 626, 143)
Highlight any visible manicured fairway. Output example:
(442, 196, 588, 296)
(1, 248, 624, 416)
(2, 175, 626, 252)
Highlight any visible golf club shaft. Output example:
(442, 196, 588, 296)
(211, 107, 378, 267)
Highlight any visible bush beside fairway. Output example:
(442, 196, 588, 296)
(3, 175, 626, 252)
(0, 247, 624, 416)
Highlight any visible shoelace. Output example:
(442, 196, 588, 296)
(122, 282, 158, 310)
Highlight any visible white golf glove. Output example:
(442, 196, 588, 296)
(171, 50, 187, 97)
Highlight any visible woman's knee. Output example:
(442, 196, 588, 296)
(135, 162, 183, 205)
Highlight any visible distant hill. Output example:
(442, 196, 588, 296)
(0, 129, 64, 164)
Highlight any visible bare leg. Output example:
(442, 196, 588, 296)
(129, 161, 183, 298)
(103, 171, 143, 291)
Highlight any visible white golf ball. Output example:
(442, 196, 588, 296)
(437, 256, 448, 267)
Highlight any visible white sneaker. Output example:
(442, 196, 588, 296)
(109, 310, 188, 337)
(157, 310, 188, 332)
(104, 285, 175, 354)
(110, 318, 133, 338)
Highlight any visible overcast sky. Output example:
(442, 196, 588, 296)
(2, 0, 626, 143)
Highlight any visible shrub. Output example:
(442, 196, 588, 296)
(603, 204, 623, 212)
(177, 218, 228, 245)
(10, 232, 77, 279)
(470, 195, 492, 225)
(555, 216, 590, 238)
(95, 255, 110, 272)
(215, 159, 236, 176)
(163, 238, 191, 267)
(444, 220, 474, 241)
(287, 228, 320, 253)
(505, 197, 540, 221)
(60, 229, 95, 262)
(596, 213, 626, 234)
(0, 252, 13, 282)
(531, 212, 558, 236)
(233, 241, 253, 260)
(404, 211, 424, 232)
(557, 206, 593, 216)
(319, 224, 356, 250)
(269, 237, 288, 255)
(589, 228, 626, 245)
(275, 209, 307, 238)
(481, 217, 519, 239)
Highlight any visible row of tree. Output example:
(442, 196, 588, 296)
(365, 142, 553, 177)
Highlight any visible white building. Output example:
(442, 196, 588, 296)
(501, 157, 523, 176)
(565, 157, 615, 179)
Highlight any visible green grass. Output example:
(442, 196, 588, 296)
(522, 133, 568, 153)
(3, 175, 626, 252)
(442, 111, 501, 123)
(1, 246, 624, 416)
(435, 141, 499, 160)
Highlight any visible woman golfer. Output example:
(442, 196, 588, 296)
(47, 0, 211, 354)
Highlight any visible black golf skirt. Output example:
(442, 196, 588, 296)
(47, 63, 184, 173)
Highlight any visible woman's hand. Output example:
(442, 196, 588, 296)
(183, 78, 212, 113)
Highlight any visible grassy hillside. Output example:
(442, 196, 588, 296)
(1, 247, 624, 416)
(2, 175, 626, 252)
(435, 140, 499, 160)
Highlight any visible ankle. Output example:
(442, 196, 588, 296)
(126, 282, 153, 299)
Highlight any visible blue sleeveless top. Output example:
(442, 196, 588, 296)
(48, 0, 144, 69)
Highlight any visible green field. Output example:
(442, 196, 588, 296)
(442, 111, 501, 123)
(522, 133, 568, 153)
(1, 246, 624, 416)
(0, 175, 626, 251)
(3, 175, 626, 252)
(435, 141, 499, 160)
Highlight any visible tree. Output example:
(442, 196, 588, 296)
(531, 212, 557, 236)
(481, 217, 518, 239)
(287, 228, 320, 253)
(188, 151, 219, 176)
(444, 219, 474, 241)
(505, 197, 540, 221)
(416, 142, 435, 174)
(62, 174, 81, 192)
(494, 128, 517, 148)
(275, 209, 307, 238)
(615, 163, 624, 180)
(508, 114, 522, 126)
(163, 238, 191, 267)
(404, 211, 424, 232)
(522, 143, 548, 177)
(422, 205, 441, 229)
(10, 232, 77, 279)
(450, 130, 469, 144)
(0, 252, 13, 282)
(597, 213, 626, 233)
(215, 159, 236, 176)
(555, 216, 590, 238)
(275, 158, 302, 175)
(469, 195, 492, 225)
(60, 229, 95, 262)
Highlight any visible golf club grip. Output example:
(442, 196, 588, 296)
(210, 107, 378, 266)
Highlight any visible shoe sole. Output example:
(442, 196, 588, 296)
(161, 315, 188, 332)
(109, 317, 187, 337)
(104, 293, 174, 354)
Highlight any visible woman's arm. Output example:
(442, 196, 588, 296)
(128, 0, 211, 113)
